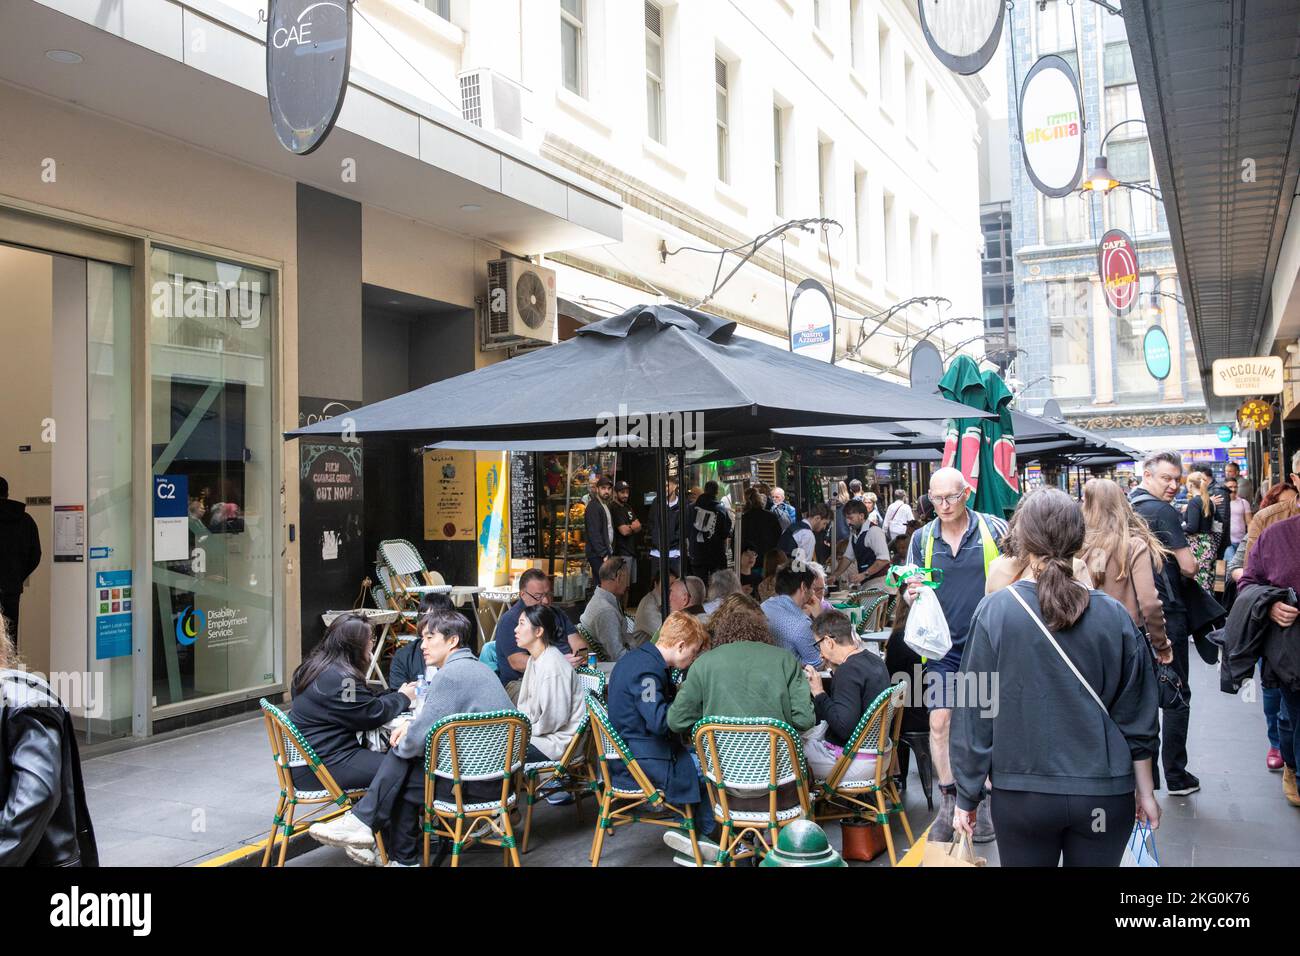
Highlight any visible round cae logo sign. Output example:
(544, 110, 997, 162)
(1018, 55, 1085, 198)
(1098, 229, 1139, 317)
(266, 0, 353, 155)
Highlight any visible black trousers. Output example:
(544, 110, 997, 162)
(1, 592, 19, 648)
(990, 789, 1136, 866)
(1159, 612, 1192, 786)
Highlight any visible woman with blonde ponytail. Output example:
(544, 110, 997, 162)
(950, 488, 1160, 866)
(1182, 471, 1217, 589)
(1081, 478, 1174, 665)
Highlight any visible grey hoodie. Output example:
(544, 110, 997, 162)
(395, 648, 513, 760)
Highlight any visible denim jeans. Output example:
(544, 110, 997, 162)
(1278, 686, 1298, 771)
(1262, 661, 1283, 750)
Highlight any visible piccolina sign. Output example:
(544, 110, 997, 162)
(1212, 357, 1284, 396)
(266, 0, 353, 154)
(1098, 229, 1139, 316)
(1018, 55, 1085, 198)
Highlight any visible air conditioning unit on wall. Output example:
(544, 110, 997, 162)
(483, 258, 557, 351)
(459, 68, 524, 140)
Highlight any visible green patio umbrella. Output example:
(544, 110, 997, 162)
(938, 355, 1021, 519)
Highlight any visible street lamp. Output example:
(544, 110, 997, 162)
(1143, 290, 1185, 317)
(1077, 120, 1163, 201)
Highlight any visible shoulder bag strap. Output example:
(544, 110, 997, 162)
(1005, 584, 1108, 715)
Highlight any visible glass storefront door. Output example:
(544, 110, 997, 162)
(149, 247, 277, 707)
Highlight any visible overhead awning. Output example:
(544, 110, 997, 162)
(1125, 1, 1300, 415)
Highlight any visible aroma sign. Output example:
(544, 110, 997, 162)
(1018, 55, 1085, 198)
(1212, 356, 1284, 397)
(1098, 229, 1138, 316)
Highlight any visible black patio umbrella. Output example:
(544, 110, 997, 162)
(290, 304, 990, 616)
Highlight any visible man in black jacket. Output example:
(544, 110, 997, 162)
(584, 476, 615, 583)
(0, 477, 42, 648)
(1130, 450, 1203, 795)
(1, 637, 98, 866)
(688, 481, 732, 584)
(646, 477, 685, 579)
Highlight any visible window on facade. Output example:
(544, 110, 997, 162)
(645, 1, 666, 143)
(818, 138, 833, 219)
(854, 168, 869, 267)
(812, 0, 824, 31)
(850, 0, 866, 72)
(420, 0, 450, 19)
(773, 104, 786, 216)
(715, 56, 730, 183)
(1036, 0, 1079, 76)
(904, 54, 915, 133)
(560, 0, 585, 96)
(1043, 195, 1091, 245)
(1047, 279, 1093, 399)
(1113, 273, 1165, 402)
(1104, 80, 1158, 235)
(931, 231, 942, 292)
(878, 21, 893, 109)
(883, 191, 897, 285)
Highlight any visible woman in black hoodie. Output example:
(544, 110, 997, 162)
(950, 489, 1161, 866)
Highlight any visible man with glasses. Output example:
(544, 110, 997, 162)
(903, 467, 1007, 844)
(492, 568, 588, 702)
(1130, 450, 1202, 797)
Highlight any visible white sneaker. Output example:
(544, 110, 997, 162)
(344, 844, 380, 867)
(662, 829, 721, 864)
(308, 811, 376, 850)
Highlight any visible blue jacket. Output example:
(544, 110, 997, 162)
(606, 643, 699, 806)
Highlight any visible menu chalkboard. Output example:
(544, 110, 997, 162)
(509, 452, 538, 558)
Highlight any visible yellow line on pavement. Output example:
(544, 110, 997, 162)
(196, 808, 345, 867)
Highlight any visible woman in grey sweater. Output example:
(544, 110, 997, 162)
(950, 489, 1161, 866)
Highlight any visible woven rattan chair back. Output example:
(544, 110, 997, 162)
(575, 665, 607, 702)
(378, 539, 445, 589)
(692, 717, 808, 791)
(425, 710, 530, 783)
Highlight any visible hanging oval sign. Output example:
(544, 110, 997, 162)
(1143, 325, 1171, 381)
(1018, 54, 1085, 198)
(1098, 228, 1139, 317)
(266, 0, 353, 155)
(789, 278, 835, 364)
(917, 0, 1006, 75)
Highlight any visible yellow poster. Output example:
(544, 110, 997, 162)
(476, 452, 509, 587)
(423, 450, 476, 541)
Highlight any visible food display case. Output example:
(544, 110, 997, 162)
(539, 451, 619, 601)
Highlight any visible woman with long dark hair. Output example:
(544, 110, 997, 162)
(950, 489, 1161, 866)
(289, 613, 416, 797)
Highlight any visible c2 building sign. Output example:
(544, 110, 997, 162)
(266, 0, 353, 155)
(1098, 229, 1139, 317)
(1018, 55, 1085, 198)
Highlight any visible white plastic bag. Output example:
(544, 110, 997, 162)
(1121, 821, 1160, 867)
(903, 586, 952, 659)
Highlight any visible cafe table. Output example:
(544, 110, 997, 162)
(321, 608, 404, 686)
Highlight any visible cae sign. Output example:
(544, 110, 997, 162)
(266, 0, 353, 155)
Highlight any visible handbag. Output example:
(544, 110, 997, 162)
(1126, 562, 1185, 710)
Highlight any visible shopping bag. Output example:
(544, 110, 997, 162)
(921, 832, 987, 868)
(904, 586, 952, 659)
(1121, 821, 1160, 868)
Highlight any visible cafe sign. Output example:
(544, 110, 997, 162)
(266, 0, 353, 154)
(1212, 356, 1284, 397)
(1018, 55, 1085, 198)
(1098, 229, 1139, 317)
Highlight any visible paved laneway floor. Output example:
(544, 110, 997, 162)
(82, 653, 1300, 866)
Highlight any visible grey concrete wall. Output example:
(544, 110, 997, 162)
(297, 185, 362, 403)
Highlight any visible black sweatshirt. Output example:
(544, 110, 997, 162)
(951, 581, 1160, 812)
(813, 649, 892, 748)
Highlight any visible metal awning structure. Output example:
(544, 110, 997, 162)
(1125, 1, 1300, 416)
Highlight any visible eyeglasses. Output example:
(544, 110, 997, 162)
(522, 589, 551, 603)
(932, 492, 966, 507)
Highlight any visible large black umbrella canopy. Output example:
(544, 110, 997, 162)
(289, 304, 990, 443)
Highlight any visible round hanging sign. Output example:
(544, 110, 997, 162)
(1143, 325, 1171, 381)
(267, 0, 353, 155)
(917, 0, 1006, 76)
(1098, 229, 1139, 317)
(1018, 55, 1085, 198)
(789, 279, 835, 364)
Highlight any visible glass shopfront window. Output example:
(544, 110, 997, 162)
(149, 247, 277, 708)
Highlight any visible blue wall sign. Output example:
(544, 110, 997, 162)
(1143, 326, 1171, 381)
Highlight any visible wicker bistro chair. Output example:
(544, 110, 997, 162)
(586, 694, 703, 867)
(259, 699, 389, 867)
(421, 710, 531, 868)
(520, 667, 607, 853)
(374, 569, 422, 636)
(812, 683, 914, 865)
(691, 717, 814, 865)
(378, 539, 450, 603)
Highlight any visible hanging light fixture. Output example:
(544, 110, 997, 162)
(1079, 155, 1120, 194)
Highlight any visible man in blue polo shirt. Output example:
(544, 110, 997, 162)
(493, 568, 587, 702)
(904, 467, 1006, 844)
